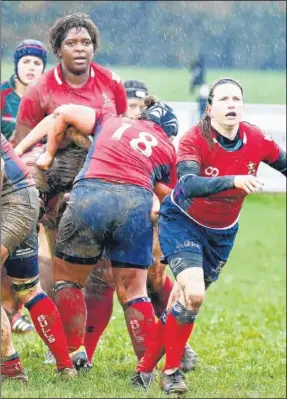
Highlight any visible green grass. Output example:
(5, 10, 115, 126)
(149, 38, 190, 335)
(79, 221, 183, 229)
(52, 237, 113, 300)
(1, 61, 286, 104)
(2, 193, 286, 398)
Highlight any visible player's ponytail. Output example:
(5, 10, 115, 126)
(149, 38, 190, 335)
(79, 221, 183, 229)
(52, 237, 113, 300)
(198, 112, 213, 148)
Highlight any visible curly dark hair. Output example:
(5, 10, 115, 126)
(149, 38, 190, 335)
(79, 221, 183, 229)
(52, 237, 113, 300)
(48, 13, 100, 56)
(198, 78, 243, 147)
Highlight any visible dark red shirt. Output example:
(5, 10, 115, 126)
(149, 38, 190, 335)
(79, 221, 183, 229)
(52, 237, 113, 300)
(75, 111, 177, 192)
(16, 62, 127, 129)
(174, 122, 281, 228)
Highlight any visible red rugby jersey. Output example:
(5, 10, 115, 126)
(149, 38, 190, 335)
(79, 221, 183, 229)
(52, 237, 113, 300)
(16, 62, 127, 130)
(75, 111, 177, 192)
(174, 122, 281, 228)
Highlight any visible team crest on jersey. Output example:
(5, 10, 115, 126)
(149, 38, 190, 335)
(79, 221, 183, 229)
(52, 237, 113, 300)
(102, 92, 112, 107)
(247, 161, 256, 175)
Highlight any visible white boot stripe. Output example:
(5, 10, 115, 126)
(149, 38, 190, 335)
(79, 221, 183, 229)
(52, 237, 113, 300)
(12, 318, 33, 331)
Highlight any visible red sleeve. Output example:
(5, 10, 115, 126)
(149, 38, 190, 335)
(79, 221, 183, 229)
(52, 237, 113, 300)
(160, 147, 177, 189)
(91, 109, 110, 135)
(154, 150, 177, 200)
(259, 129, 281, 164)
(177, 127, 204, 165)
(109, 71, 127, 116)
(16, 83, 46, 129)
(114, 80, 128, 116)
(168, 160, 178, 188)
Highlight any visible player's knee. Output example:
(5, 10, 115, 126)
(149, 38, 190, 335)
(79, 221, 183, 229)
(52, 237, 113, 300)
(171, 300, 199, 324)
(185, 291, 205, 310)
(182, 270, 205, 310)
(53, 280, 82, 295)
(169, 254, 205, 310)
(11, 275, 42, 304)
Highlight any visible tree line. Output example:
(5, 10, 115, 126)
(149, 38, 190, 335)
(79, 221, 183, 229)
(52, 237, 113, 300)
(1, 1, 286, 70)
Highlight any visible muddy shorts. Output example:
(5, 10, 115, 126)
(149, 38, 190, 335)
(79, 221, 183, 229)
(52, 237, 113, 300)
(1, 186, 39, 276)
(159, 195, 239, 283)
(55, 179, 154, 268)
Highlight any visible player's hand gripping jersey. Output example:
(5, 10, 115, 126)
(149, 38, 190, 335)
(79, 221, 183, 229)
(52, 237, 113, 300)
(173, 122, 281, 228)
(75, 109, 177, 191)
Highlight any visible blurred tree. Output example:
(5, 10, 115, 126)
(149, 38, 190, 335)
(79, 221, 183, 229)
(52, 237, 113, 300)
(1, 0, 286, 71)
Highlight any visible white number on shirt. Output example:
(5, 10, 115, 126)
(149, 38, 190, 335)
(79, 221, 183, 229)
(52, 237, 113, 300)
(111, 123, 158, 157)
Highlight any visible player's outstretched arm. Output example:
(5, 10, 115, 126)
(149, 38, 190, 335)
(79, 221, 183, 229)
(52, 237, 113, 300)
(14, 114, 55, 157)
(36, 104, 96, 171)
(176, 173, 264, 198)
(53, 104, 97, 135)
(176, 160, 264, 198)
(264, 148, 287, 177)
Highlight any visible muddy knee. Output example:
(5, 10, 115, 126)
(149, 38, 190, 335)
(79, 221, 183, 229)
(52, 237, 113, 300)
(10, 275, 42, 304)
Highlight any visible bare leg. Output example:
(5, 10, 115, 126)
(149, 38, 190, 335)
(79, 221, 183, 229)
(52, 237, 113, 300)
(0, 305, 27, 382)
(1, 268, 18, 316)
(1, 307, 16, 358)
(38, 224, 54, 296)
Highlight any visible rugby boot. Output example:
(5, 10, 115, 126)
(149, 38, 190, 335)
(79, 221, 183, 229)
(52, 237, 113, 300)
(56, 367, 77, 379)
(131, 371, 156, 389)
(180, 343, 198, 372)
(160, 370, 187, 394)
(69, 345, 89, 370)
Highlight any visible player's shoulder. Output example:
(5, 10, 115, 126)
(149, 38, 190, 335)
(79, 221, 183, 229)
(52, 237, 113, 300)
(1, 80, 11, 91)
(152, 124, 176, 155)
(240, 121, 271, 141)
(1, 76, 14, 96)
(184, 124, 202, 137)
(91, 62, 122, 85)
(180, 124, 204, 144)
(131, 118, 174, 147)
(24, 67, 55, 94)
(241, 121, 262, 133)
